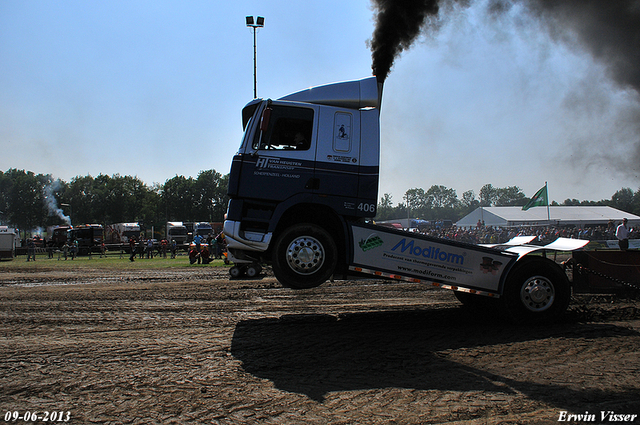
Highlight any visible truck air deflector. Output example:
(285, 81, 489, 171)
(278, 77, 379, 109)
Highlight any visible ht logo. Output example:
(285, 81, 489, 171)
(256, 157, 271, 169)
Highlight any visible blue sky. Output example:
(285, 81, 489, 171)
(1, 0, 638, 205)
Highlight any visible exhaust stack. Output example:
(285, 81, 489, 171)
(376, 75, 384, 111)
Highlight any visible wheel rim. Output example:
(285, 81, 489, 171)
(520, 275, 555, 312)
(285, 236, 325, 275)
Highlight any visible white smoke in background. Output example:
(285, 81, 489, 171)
(43, 181, 71, 225)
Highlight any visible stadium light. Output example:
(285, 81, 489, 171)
(246, 16, 265, 98)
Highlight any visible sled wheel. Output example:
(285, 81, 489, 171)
(229, 265, 244, 278)
(272, 223, 337, 289)
(503, 258, 570, 324)
(246, 264, 261, 278)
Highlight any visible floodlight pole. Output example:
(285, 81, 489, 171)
(252, 27, 257, 98)
(246, 16, 265, 99)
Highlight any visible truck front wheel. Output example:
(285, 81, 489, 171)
(502, 258, 570, 324)
(272, 223, 337, 289)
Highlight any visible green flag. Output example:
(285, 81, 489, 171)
(522, 185, 548, 211)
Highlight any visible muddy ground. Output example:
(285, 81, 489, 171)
(1, 266, 639, 424)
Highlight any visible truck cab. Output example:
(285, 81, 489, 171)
(166, 222, 188, 245)
(224, 76, 381, 284)
(194, 222, 213, 239)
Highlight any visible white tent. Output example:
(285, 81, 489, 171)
(455, 206, 640, 228)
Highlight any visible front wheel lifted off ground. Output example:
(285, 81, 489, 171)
(271, 223, 337, 289)
(502, 257, 571, 324)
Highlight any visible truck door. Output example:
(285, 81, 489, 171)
(231, 103, 317, 202)
(313, 108, 367, 216)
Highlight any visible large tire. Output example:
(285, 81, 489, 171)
(502, 257, 571, 324)
(271, 223, 337, 289)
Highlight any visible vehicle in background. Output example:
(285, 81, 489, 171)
(211, 222, 223, 235)
(166, 222, 188, 245)
(68, 224, 104, 255)
(31, 234, 45, 248)
(184, 222, 194, 243)
(0, 226, 17, 260)
(105, 223, 141, 244)
(47, 225, 72, 248)
(194, 222, 213, 239)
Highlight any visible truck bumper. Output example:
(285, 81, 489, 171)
(223, 220, 272, 261)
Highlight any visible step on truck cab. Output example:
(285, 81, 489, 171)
(224, 76, 588, 323)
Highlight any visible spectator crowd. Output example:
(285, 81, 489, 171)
(417, 220, 639, 245)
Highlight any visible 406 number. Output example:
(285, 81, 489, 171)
(357, 203, 376, 213)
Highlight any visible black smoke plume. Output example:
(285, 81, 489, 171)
(370, 0, 640, 93)
(369, 0, 440, 82)
(369, 0, 640, 176)
(498, 0, 640, 175)
(517, 0, 640, 93)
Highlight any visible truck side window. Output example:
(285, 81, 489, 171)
(252, 106, 314, 151)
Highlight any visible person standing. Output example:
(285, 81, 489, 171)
(26, 237, 36, 262)
(139, 237, 145, 259)
(161, 239, 168, 258)
(616, 218, 632, 251)
(193, 233, 203, 252)
(71, 240, 78, 260)
(147, 238, 154, 259)
(129, 237, 137, 262)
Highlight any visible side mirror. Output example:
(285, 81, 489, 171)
(260, 107, 272, 132)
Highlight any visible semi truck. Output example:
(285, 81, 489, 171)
(223, 76, 588, 322)
(166, 222, 188, 245)
(48, 225, 72, 247)
(194, 222, 214, 239)
(0, 226, 17, 260)
(183, 222, 214, 243)
(68, 224, 104, 255)
(104, 223, 141, 244)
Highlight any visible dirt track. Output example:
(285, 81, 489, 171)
(1, 266, 639, 424)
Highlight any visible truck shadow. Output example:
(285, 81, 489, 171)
(231, 307, 640, 409)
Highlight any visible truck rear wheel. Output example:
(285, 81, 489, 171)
(502, 258, 570, 323)
(271, 223, 337, 289)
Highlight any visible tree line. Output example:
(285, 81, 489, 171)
(375, 183, 640, 222)
(0, 168, 229, 234)
(2, 168, 638, 233)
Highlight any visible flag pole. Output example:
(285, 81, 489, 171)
(546, 181, 550, 223)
